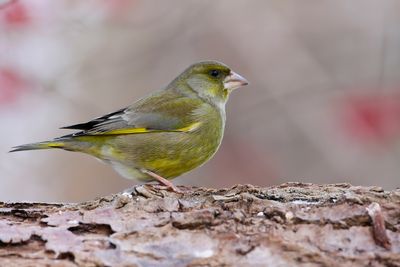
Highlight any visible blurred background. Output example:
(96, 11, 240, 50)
(1, 0, 399, 202)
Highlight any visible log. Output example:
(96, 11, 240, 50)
(0, 183, 399, 267)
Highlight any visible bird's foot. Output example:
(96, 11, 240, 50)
(147, 183, 183, 194)
(141, 169, 183, 194)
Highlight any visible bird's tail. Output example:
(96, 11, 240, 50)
(9, 141, 65, 152)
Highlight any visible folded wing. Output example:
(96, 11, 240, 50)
(60, 95, 204, 137)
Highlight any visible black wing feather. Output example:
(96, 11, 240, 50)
(60, 108, 126, 130)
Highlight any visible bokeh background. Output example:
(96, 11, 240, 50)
(1, 0, 399, 202)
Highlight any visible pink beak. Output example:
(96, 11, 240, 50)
(223, 71, 249, 90)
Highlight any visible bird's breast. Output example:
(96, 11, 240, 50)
(110, 105, 225, 179)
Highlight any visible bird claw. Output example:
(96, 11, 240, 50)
(146, 183, 183, 194)
(140, 169, 183, 194)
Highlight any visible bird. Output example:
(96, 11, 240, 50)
(10, 60, 248, 192)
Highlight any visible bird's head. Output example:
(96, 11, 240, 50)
(176, 60, 248, 107)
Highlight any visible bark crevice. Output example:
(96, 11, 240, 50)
(0, 183, 399, 266)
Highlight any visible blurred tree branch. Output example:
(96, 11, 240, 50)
(0, 183, 399, 266)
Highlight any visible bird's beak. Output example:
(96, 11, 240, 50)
(223, 71, 249, 91)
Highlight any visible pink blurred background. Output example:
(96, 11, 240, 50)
(1, 0, 399, 202)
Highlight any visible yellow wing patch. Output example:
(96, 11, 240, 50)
(98, 122, 202, 135)
(175, 121, 202, 132)
(102, 127, 151, 135)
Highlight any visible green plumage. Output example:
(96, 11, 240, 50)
(11, 61, 248, 188)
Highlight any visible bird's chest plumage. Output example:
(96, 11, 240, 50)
(111, 105, 225, 179)
(178, 116, 224, 169)
(148, 111, 224, 178)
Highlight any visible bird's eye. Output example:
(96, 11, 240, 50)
(209, 70, 220, 78)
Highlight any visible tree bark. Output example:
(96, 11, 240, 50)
(0, 183, 399, 267)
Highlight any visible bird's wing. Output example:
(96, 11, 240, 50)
(61, 95, 204, 137)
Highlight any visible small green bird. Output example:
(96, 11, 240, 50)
(11, 61, 248, 192)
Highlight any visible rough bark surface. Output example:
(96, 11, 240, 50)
(0, 183, 399, 267)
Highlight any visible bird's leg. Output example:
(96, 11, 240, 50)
(141, 169, 182, 193)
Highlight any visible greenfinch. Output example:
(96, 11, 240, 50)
(11, 61, 248, 191)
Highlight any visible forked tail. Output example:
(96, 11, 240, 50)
(9, 141, 65, 152)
